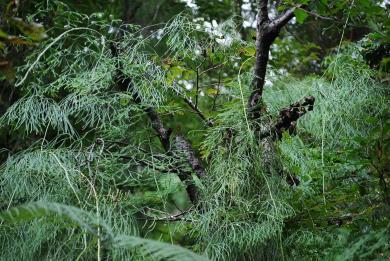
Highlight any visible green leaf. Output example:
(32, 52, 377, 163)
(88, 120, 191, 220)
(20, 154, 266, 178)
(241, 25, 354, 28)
(119, 97, 130, 106)
(367, 20, 379, 32)
(170, 66, 185, 78)
(368, 32, 383, 40)
(206, 88, 219, 95)
(294, 9, 308, 24)
(0, 29, 9, 39)
(240, 46, 255, 57)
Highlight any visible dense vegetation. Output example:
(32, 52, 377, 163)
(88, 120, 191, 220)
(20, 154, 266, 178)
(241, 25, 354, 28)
(0, 0, 389, 260)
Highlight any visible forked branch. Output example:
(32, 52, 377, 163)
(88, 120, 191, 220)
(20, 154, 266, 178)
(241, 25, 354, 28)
(248, 0, 302, 119)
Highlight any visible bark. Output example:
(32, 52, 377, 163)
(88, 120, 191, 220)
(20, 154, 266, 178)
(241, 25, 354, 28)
(246, 1, 314, 187)
(144, 107, 171, 151)
(255, 95, 315, 182)
(259, 96, 315, 140)
(174, 135, 206, 179)
(248, 0, 298, 119)
(116, 74, 205, 204)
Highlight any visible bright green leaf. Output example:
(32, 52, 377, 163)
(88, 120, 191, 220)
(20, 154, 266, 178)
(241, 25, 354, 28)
(294, 9, 308, 24)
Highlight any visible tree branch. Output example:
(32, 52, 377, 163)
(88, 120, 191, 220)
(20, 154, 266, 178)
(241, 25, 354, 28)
(144, 107, 171, 151)
(269, 7, 297, 31)
(259, 96, 315, 140)
(137, 207, 193, 222)
(258, 0, 269, 24)
(304, 9, 334, 21)
(116, 76, 205, 204)
(195, 67, 200, 108)
(248, 2, 302, 119)
(112, 41, 206, 204)
(174, 135, 206, 179)
(184, 98, 214, 127)
(248, 1, 272, 118)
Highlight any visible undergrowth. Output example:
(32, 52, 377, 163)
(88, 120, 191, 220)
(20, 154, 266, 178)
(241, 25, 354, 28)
(0, 1, 389, 260)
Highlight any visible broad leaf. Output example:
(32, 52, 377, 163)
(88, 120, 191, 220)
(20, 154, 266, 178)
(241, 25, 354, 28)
(294, 9, 308, 24)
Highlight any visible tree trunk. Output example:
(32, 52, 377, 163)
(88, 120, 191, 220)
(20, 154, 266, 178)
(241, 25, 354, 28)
(248, 0, 297, 119)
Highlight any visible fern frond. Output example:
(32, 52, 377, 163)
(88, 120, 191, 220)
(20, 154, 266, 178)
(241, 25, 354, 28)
(0, 201, 112, 238)
(0, 202, 208, 261)
(0, 95, 74, 135)
(113, 235, 208, 261)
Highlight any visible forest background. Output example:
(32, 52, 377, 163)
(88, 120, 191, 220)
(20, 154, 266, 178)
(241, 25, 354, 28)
(0, 0, 389, 260)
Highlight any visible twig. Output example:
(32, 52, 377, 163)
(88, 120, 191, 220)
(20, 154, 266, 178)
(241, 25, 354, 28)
(211, 69, 222, 112)
(300, 7, 370, 29)
(137, 207, 193, 222)
(304, 10, 334, 21)
(195, 67, 199, 108)
(184, 97, 214, 127)
(199, 62, 227, 76)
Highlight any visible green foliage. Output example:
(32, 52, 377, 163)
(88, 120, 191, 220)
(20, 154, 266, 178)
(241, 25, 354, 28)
(196, 103, 294, 259)
(293, 9, 308, 24)
(0, 95, 74, 134)
(0, 201, 109, 234)
(0, 201, 206, 261)
(1, 1, 389, 260)
(263, 43, 390, 260)
(0, 5, 251, 258)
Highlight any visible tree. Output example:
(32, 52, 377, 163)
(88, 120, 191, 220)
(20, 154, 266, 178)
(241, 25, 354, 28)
(0, 0, 389, 260)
